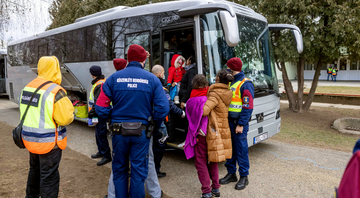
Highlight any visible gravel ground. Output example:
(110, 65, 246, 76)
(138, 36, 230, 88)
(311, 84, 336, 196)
(0, 98, 352, 198)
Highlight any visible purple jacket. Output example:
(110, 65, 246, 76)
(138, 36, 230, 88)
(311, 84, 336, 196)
(184, 96, 208, 159)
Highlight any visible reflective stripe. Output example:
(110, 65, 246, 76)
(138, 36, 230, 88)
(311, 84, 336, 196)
(89, 79, 105, 111)
(22, 135, 55, 143)
(39, 83, 57, 129)
(58, 132, 67, 141)
(229, 104, 242, 109)
(23, 126, 56, 134)
(229, 78, 252, 119)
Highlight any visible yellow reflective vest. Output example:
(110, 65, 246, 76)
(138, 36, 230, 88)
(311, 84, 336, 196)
(228, 78, 251, 119)
(20, 78, 67, 154)
(332, 69, 338, 75)
(328, 68, 333, 74)
(88, 79, 106, 112)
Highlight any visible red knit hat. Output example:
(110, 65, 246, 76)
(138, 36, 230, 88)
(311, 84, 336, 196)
(113, 58, 127, 71)
(227, 57, 243, 72)
(127, 44, 147, 63)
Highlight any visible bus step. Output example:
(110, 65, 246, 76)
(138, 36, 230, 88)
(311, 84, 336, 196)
(175, 128, 186, 133)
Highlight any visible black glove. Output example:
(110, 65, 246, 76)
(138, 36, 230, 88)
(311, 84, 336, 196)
(88, 108, 97, 119)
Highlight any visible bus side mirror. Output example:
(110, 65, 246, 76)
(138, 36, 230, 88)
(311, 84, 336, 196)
(269, 24, 303, 54)
(218, 10, 240, 47)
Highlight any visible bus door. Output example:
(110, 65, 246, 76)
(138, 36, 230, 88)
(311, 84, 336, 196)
(160, 24, 196, 82)
(0, 55, 6, 94)
(160, 24, 196, 146)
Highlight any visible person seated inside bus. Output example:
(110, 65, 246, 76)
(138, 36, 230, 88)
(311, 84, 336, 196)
(164, 34, 178, 50)
(179, 33, 195, 60)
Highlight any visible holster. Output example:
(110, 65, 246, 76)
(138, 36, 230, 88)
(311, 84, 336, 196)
(112, 122, 146, 137)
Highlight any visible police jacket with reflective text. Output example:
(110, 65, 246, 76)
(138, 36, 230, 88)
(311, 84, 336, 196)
(230, 72, 254, 127)
(95, 61, 169, 127)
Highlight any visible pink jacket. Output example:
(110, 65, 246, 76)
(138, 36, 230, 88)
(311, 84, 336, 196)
(184, 96, 208, 159)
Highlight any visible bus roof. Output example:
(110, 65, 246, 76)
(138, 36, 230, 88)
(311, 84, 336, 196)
(8, 0, 267, 46)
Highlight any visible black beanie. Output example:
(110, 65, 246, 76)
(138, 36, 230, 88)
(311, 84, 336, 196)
(90, 65, 102, 76)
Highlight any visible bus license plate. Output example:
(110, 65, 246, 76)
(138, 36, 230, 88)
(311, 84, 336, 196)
(254, 133, 268, 144)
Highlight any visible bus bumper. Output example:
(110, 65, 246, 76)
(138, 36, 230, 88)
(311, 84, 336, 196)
(247, 117, 281, 147)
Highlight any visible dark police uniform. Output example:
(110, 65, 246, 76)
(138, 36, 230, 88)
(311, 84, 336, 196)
(226, 71, 254, 178)
(96, 61, 169, 198)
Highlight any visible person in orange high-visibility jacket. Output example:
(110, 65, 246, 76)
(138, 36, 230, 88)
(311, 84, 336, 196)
(20, 56, 74, 198)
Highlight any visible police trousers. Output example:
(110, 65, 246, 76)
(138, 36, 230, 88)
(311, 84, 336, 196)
(225, 121, 250, 177)
(95, 118, 111, 159)
(26, 148, 62, 198)
(327, 73, 333, 81)
(112, 130, 150, 198)
(108, 135, 161, 198)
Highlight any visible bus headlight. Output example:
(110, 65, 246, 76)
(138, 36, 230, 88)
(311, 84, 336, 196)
(276, 109, 280, 119)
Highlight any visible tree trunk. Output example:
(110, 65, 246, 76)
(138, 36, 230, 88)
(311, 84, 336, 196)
(278, 61, 297, 111)
(296, 57, 305, 112)
(303, 59, 322, 111)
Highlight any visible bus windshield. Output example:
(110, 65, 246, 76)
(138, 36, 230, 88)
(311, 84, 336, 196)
(201, 13, 279, 95)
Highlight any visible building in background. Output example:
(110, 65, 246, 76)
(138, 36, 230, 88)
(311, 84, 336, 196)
(276, 48, 360, 82)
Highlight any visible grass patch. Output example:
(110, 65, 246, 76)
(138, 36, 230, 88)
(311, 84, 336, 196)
(304, 86, 360, 95)
(273, 104, 360, 152)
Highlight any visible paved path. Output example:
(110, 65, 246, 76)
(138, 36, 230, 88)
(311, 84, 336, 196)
(0, 99, 352, 197)
(280, 100, 360, 110)
(279, 80, 360, 92)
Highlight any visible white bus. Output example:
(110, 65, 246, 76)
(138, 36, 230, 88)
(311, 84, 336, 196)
(6, 0, 303, 148)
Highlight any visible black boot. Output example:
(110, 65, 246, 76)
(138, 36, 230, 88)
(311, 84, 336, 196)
(91, 152, 103, 159)
(219, 173, 237, 184)
(235, 176, 249, 190)
(157, 171, 167, 178)
(97, 157, 112, 166)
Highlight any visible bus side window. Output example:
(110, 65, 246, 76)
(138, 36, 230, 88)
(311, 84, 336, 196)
(124, 31, 151, 71)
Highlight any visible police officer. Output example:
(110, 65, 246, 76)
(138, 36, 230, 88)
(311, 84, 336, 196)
(96, 44, 169, 198)
(151, 65, 185, 178)
(88, 65, 112, 166)
(20, 56, 74, 197)
(105, 60, 165, 198)
(327, 65, 333, 81)
(333, 66, 338, 82)
(219, 57, 254, 190)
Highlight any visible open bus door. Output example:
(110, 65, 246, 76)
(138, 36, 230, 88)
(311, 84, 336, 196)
(0, 50, 6, 95)
(160, 23, 196, 149)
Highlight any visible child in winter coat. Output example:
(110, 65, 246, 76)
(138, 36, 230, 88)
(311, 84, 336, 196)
(167, 54, 186, 104)
(199, 70, 234, 198)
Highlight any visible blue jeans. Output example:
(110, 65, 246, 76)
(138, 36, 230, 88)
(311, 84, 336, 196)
(112, 130, 150, 198)
(108, 135, 162, 198)
(333, 75, 337, 82)
(327, 73, 333, 81)
(225, 121, 250, 177)
(95, 119, 111, 158)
